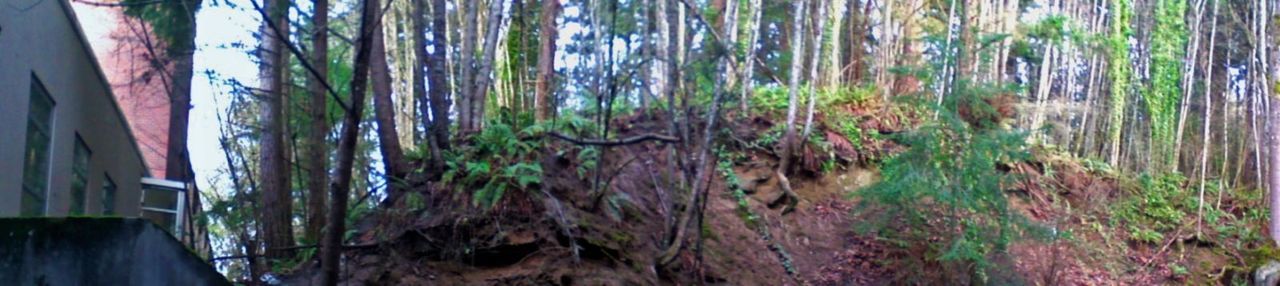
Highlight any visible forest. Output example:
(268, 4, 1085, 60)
(98, 0, 1280, 284)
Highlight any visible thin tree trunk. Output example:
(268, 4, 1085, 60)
(776, 0, 806, 214)
(1176, 0, 1208, 170)
(535, 0, 559, 122)
(468, 0, 508, 132)
(371, 13, 409, 201)
(411, 0, 440, 172)
(1196, 0, 1218, 236)
(256, 0, 295, 262)
(739, 0, 763, 115)
(321, 0, 377, 283)
(801, 0, 827, 140)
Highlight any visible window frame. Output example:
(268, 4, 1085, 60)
(101, 174, 116, 215)
(70, 135, 91, 215)
(21, 75, 55, 216)
(140, 179, 186, 233)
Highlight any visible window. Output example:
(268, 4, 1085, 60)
(101, 175, 116, 215)
(141, 179, 186, 233)
(21, 76, 54, 216)
(70, 136, 91, 215)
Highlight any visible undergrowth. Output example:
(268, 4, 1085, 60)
(853, 81, 1054, 283)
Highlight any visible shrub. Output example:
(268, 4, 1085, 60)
(853, 81, 1048, 281)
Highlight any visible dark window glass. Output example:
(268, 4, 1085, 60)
(141, 183, 183, 232)
(70, 136, 90, 215)
(101, 175, 116, 215)
(21, 76, 54, 216)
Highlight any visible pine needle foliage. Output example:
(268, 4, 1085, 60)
(853, 81, 1049, 281)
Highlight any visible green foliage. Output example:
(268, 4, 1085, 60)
(751, 85, 873, 114)
(440, 121, 544, 209)
(854, 81, 1043, 279)
(1081, 157, 1115, 174)
(1114, 173, 1188, 243)
(1106, 0, 1133, 164)
(752, 124, 786, 149)
(122, 0, 201, 53)
(750, 86, 791, 111)
(1146, 0, 1189, 171)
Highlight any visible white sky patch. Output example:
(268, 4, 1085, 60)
(190, 0, 261, 193)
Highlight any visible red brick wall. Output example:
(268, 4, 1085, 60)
(72, 4, 171, 178)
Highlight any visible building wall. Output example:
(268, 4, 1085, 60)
(0, 218, 230, 285)
(70, 3, 172, 178)
(0, 0, 150, 217)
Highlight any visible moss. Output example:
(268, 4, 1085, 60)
(608, 231, 633, 245)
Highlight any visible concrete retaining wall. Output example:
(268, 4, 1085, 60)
(0, 218, 228, 286)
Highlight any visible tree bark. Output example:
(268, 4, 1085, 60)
(304, 0, 330, 245)
(371, 10, 409, 201)
(739, 0, 762, 115)
(457, 0, 479, 132)
(535, 0, 559, 122)
(256, 0, 295, 262)
(410, 0, 436, 167)
(801, 0, 827, 140)
(426, 0, 451, 151)
(164, 0, 201, 183)
(467, 0, 508, 132)
(321, 0, 377, 283)
(775, 0, 806, 213)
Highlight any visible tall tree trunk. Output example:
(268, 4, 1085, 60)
(321, 0, 377, 283)
(304, 0, 330, 245)
(739, 0, 763, 115)
(371, 11, 409, 201)
(821, 0, 845, 88)
(1175, 0, 1208, 170)
(256, 0, 295, 262)
(776, 0, 806, 213)
(410, 0, 437, 170)
(535, 0, 559, 122)
(1108, 0, 1133, 166)
(801, 0, 827, 140)
(165, 0, 201, 182)
(1271, 84, 1280, 246)
(468, 0, 508, 132)
(426, 0, 451, 151)
(1196, 0, 1218, 235)
(457, 0, 479, 132)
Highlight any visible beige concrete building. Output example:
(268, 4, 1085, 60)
(0, 0, 152, 217)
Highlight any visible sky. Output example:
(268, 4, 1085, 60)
(190, 2, 258, 191)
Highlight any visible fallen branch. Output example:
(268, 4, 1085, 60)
(547, 132, 679, 146)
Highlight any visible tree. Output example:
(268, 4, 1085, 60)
(321, 0, 378, 283)
(776, 0, 806, 213)
(255, 0, 295, 261)
(1107, 0, 1133, 166)
(160, 0, 201, 183)
(465, 0, 509, 132)
(304, 0, 330, 245)
(535, 0, 560, 122)
(371, 6, 409, 200)
(427, 0, 450, 148)
(738, 0, 762, 115)
(800, 0, 828, 140)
